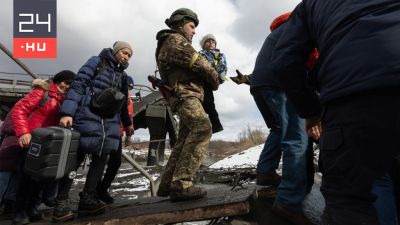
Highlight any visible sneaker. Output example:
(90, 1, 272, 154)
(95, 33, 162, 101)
(97, 189, 114, 204)
(271, 202, 315, 225)
(78, 191, 106, 217)
(52, 199, 75, 223)
(26, 207, 44, 222)
(12, 211, 30, 225)
(256, 171, 281, 186)
(170, 186, 207, 202)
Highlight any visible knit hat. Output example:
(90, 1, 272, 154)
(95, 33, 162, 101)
(200, 34, 216, 49)
(112, 41, 133, 55)
(53, 70, 76, 84)
(270, 12, 291, 32)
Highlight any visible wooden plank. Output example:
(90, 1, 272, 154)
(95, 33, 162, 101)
(29, 186, 255, 225)
(82, 202, 249, 225)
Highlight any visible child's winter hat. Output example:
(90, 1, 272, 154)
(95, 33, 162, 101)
(112, 41, 133, 55)
(200, 34, 217, 48)
(53, 70, 76, 84)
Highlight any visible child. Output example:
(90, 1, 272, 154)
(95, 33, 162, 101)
(199, 34, 227, 133)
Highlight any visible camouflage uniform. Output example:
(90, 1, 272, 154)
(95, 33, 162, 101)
(155, 29, 219, 193)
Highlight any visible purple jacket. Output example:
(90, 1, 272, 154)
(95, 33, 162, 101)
(0, 112, 24, 171)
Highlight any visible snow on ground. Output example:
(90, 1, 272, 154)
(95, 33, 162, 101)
(210, 144, 263, 169)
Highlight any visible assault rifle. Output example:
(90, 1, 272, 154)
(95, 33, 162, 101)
(147, 75, 181, 100)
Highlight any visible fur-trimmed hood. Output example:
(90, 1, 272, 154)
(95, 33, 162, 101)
(32, 79, 50, 91)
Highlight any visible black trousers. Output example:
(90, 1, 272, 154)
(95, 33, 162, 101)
(203, 88, 223, 133)
(98, 139, 122, 191)
(320, 88, 400, 225)
(15, 174, 44, 212)
(57, 151, 108, 200)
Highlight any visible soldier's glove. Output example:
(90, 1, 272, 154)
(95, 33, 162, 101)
(230, 70, 250, 85)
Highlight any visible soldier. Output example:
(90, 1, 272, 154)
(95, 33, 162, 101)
(155, 8, 219, 201)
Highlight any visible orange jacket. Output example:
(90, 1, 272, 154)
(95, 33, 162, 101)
(120, 98, 134, 136)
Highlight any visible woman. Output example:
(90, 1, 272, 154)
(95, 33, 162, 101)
(0, 70, 76, 225)
(56, 41, 133, 220)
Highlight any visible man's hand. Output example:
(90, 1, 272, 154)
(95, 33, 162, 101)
(59, 116, 73, 128)
(19, 133, 32, 148)
(306, 115, 321, 140)
(124, 125, 134, 137)
(230, 70, 250, 85)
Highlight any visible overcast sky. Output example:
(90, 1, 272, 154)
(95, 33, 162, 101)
(0, 0, 300, 140)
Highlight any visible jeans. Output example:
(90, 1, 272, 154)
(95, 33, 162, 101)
(0, 172, 11, 202)
(372, 175, 398, 225)
(251, 87, 308, 210)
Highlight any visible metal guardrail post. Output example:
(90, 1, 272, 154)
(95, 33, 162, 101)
(121, 151, 156, 196)
(0, 42, 38, 79)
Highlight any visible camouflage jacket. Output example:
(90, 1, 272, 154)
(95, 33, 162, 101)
(155, 29, 219, 105)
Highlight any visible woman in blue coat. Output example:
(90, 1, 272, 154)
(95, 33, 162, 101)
(54, 41, 133, 221)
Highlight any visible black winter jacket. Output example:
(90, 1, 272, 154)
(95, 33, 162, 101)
(272, 0, 400, 118)
(250, 23, 285, 89)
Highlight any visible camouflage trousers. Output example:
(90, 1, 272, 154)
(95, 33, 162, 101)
(158, 97, 212, 192)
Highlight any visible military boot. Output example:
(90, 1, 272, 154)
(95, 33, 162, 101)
(52, 199, 75, 223)
(78, 191, 106, 217)
(156, 185, 171, 197)
(170, 186, 207, 202)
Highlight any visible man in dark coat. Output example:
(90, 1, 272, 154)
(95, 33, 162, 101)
(271, 1, 400, 224)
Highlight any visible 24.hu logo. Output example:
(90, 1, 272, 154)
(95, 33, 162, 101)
(13, 0, 57, 58)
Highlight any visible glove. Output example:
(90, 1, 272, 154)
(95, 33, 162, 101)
(230, 70, 250, 85)
(124, 125, 134, 137)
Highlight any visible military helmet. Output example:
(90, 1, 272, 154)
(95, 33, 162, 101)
(165, 8, 199, 28)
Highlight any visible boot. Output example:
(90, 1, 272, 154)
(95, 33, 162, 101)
(170, 186, 207, 202)
(43, 197, 56, 207)
(26, 206, 44, 222)
(96, 188, 114, 204)
(78, 191, 106, 217)
(256, 171, 281, 186)
(12, 211, 30, 225)
(271, 202, 315, 225)
(1, 199, 15, 216)
(157, 185, 171, 197)
(52, 199, 75, 223)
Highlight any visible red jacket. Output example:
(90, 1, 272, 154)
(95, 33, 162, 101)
(120, 98, 134, 136)
(0, 80, 64, 171)
(12, 80, 65, 137)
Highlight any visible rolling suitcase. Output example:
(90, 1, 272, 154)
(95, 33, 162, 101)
(24, 126, 80, 180)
